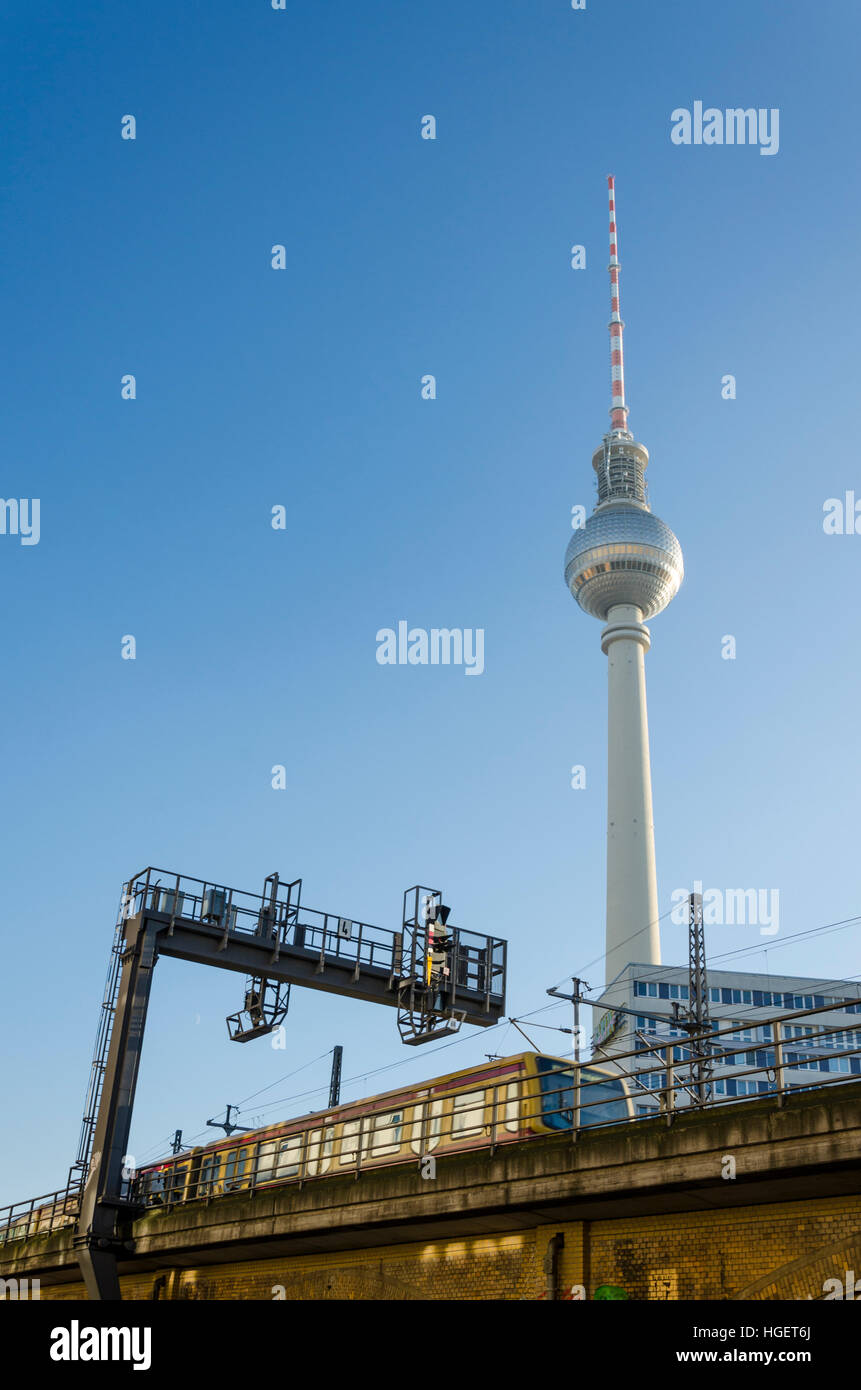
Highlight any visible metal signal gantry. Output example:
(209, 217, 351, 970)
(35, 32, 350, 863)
(74, 865, 507, 1301)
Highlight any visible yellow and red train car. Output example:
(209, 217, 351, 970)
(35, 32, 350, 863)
(133, 1051, 632, 1207)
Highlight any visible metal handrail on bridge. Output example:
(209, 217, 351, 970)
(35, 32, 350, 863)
(122, 996, 861, 1210)
(4, 996, 861, 1243)
(0, 1175, 82, 1248)
(608, 993, 861, 1118)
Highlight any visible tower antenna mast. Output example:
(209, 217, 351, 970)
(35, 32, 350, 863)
(606, 175, 630, 438)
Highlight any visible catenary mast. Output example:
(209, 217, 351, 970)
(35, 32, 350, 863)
(564, 177, 684, 987)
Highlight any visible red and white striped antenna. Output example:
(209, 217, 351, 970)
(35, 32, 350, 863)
(607, 175, 630, 436)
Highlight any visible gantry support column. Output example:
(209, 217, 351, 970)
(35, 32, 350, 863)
(76, 917, 159, 1300)
(601, 603, 661, 985)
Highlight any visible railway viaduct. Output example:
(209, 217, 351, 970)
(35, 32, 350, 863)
(4, 1080, 861, 1300)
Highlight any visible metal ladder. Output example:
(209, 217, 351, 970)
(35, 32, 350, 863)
(67, 892, 130, 1195)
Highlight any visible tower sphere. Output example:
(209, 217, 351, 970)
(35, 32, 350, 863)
(564, 499, 684, 620)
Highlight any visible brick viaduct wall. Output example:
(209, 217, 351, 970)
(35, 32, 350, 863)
(29, 1198, 861, 1301)
(7, 1082, 861, 1300)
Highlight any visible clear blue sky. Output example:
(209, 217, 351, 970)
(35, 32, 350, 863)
(3, 0, 860, 1202)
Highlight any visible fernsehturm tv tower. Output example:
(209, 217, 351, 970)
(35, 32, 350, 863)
(564, 177, 684, 987)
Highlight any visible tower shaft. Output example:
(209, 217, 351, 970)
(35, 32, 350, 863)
(602, 605, 661, 983)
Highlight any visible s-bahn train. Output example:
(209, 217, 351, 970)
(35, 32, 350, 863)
(133, 1052, 633, 1207)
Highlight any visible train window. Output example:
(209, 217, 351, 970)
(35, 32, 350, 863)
(146, 1170, 167, 1202)
(371, 1111, 403, 1158)
(256, 1140, 279, 1184)
(275, 1136, 303, 1178)
(306, 1127, 335, 1176)
(535, 1058, 630, 1128)
(339, 1119, 362, 1165)
(223, 1147, 249, 1190)
(451, 1090, 485, 1139)
(409, 1097, 443, 1153)
(198, 1153, 218, 1196)
(166, 1164, 188, 1201)
(488, 1081, 518, 1131)
(536, 1060, 574, 1128)
(503, 1082, 520, 1131)
(407, 1103, 422, 1152)
(578, 1069, 630, 1126)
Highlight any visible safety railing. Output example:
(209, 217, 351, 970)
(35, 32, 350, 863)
(122, 866, 505, 1000)
(619, 995, 861, 1120)
(0, 1176, 82, 1248)
(119, 1000, 861, 1211)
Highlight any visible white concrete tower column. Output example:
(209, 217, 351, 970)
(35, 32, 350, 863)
(601, 603, 661, 985)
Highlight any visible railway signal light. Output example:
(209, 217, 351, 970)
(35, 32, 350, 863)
(426, 905, 453, 987)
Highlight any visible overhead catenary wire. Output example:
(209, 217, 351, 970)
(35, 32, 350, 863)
(550, 903, 861, 1001)
(133, 995, 572, 1161)
(593, 928, 861, 1029)
(133, 1048, 338, 1164)
(234, 1048, 334, 1108)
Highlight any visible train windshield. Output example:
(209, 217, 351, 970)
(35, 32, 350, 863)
(536, 1057, 628, 1129)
